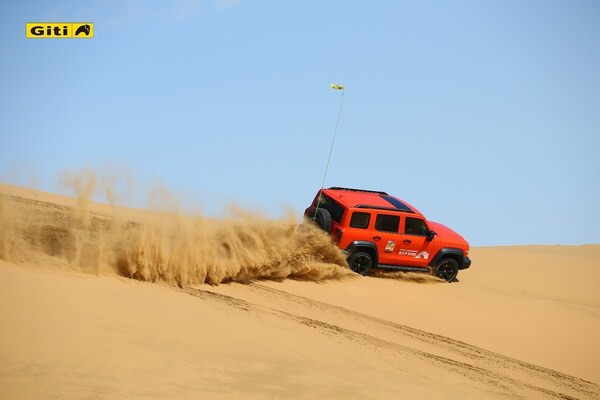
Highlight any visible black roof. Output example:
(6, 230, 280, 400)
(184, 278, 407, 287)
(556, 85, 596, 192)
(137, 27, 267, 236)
(327, 187, 388, 195)
(355, 204, 415, 213)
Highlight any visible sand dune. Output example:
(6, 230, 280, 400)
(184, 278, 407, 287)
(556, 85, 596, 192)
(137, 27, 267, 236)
(0, 184, 599, 399)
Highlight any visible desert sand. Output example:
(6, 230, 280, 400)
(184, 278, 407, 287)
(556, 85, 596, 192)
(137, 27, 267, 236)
(0, 183, 598, 399)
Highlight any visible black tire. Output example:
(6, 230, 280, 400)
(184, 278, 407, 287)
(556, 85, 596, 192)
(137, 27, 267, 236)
(433, 258, 459, 282)
(347, 251, 373, 276)
(306, 207, 333, 233)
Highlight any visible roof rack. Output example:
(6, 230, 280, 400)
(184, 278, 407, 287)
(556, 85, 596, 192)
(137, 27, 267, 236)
(355, 204, 415, 213)
(327, 187, 388, 195)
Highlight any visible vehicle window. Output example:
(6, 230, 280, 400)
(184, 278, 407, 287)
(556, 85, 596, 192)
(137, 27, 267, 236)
(375, 214, 400, 233)
(405, 217, 428, 236)
(381, 195, 413, 213)
(350, 212, 370, 229)
(317, 194, 345, 223)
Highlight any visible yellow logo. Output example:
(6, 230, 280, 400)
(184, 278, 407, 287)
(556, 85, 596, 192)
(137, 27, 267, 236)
(26, 23, 94, 38)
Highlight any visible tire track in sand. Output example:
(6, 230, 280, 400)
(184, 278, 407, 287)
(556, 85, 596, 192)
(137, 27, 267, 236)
(180, 283, 599, 400)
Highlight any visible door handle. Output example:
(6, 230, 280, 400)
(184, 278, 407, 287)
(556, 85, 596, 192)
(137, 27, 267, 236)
(373, 236, 381, 241)
(403, 239, 412, 244)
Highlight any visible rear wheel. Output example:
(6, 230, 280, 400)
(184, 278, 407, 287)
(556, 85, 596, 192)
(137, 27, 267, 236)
(347, 251, 373, 276)
(433, 258, 459, 282)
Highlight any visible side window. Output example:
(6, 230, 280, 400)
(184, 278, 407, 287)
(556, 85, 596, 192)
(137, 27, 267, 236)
(350, 212, 370, 229)
(375, 214, 400, 233)
(405, 217, 428, 236)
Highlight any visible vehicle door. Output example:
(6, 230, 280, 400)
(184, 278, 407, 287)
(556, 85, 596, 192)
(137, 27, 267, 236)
(397, 216, 434, 267)
(371, 212, 403, 265)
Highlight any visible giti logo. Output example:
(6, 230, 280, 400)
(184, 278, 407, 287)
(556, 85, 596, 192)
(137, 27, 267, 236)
(26, 22, 94, 39)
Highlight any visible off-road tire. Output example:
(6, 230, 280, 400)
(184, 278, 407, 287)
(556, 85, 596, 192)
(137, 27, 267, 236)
(306, 207, 333, 233)
(347, 251, 373, 276)
(433, 258, 459, 282)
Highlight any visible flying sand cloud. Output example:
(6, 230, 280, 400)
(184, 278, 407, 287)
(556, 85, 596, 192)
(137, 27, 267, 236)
(0, 169, 353, 285)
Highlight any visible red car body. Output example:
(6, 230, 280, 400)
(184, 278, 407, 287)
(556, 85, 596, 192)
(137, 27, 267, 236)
(305, 187, 471, 281)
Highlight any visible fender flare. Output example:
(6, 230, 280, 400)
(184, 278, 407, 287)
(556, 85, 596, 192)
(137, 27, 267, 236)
(344, 241, 379, 266)
(428, 248, 466, 268)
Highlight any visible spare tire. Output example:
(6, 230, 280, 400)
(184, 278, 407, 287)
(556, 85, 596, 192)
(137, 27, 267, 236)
(306, 207, 333, 233)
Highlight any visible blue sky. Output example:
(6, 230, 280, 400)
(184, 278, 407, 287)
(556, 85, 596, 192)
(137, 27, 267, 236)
(1, 0, 599, 246)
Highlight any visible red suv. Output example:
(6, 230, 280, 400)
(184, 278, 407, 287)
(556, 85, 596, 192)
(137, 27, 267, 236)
(305, 187, 471, 282)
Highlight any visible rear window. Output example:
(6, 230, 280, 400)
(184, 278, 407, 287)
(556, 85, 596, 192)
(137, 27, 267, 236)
(317, 194, 345, 223)
(375, 214, 400, 233)
(350, 212, 370, 229)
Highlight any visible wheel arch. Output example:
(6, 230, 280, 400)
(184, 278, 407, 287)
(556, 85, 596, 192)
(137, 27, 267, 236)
(345, 241, 379, 266)
(428, 248, 465, 268)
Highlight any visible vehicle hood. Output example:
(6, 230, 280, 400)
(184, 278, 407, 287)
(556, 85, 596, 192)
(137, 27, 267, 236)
(429, 221, 469, 250)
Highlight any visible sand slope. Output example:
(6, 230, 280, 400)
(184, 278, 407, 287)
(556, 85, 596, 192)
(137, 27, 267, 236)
(252, 245, 600, 384)
(0, 184, 599, 399)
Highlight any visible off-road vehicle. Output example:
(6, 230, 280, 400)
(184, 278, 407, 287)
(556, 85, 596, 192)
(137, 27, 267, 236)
(305, 187, 471, 282)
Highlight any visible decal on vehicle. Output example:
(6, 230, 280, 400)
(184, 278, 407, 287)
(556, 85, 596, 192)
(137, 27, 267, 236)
(384, 240, 396, 253)
(416, 251, 430, 260)
(399, 249, 418, 257)
(398, 249, 430, 260)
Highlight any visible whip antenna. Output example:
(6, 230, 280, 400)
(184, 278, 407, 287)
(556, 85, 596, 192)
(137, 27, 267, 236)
(313, 83, 345, 222)
(320, 83, 345, 190)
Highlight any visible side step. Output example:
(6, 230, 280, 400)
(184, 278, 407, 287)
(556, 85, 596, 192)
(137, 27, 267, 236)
(377, 264, 431, 273)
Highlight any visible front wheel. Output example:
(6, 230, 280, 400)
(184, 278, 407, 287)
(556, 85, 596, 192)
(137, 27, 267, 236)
(347, 251, 373, 276)
(433, 258, 459, 282)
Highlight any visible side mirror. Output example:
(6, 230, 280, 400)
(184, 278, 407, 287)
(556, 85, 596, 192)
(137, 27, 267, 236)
(426, 230, 437, 241)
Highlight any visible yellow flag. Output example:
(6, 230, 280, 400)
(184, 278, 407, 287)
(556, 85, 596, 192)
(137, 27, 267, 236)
(330, 83, 344, 90)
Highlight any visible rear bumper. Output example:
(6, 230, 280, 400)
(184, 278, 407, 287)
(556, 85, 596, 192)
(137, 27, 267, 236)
(460, 256, 472, 270)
